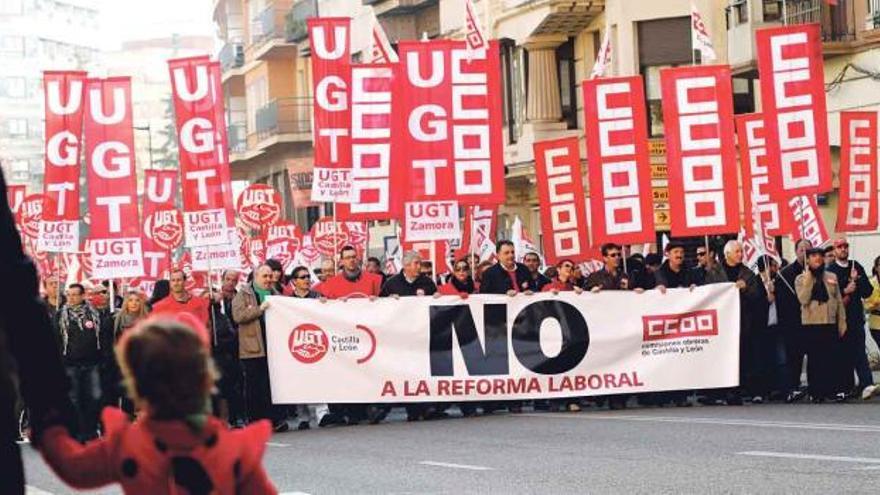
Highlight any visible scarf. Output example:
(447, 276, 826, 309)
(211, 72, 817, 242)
(451, 276, 475, 294)
(253, 284, 271, 303)
(114, 311, 141, 339)
(809, 266, 829, 303)
(59, 303, 102, 356)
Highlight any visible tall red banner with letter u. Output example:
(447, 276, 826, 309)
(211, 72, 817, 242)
(756, 24, 832, 198)
(309, 17, 353, 203)
(836, 111, 878, 232)
(582, 75, 654, 245)
(84, 77, 144, 279)
(168, 56, 229, 247)
(393, 40, 505, 207)
(534, 137, 590, 265)
(736, 113, 786, 236)
(661, 65, 740, 237)
(40, 71, 87, 252)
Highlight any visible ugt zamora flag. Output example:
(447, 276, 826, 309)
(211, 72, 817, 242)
(83, 77, 145, 279)
(265, 285, 741, 403)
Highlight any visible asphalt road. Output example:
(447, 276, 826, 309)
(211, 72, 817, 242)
(19, 399, 880, 494)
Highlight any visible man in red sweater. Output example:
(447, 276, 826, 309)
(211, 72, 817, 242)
(315, 245, 382, 300)
(150, 269, 210, 329)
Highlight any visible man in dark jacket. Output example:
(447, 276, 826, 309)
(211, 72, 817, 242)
(655, 241, 696, 291)
(523, 252, 551, 291)
(1, 170, 73, 494)
(703, 240, 766, 405)
(585, 243, 634, 292)
(776, 239, 810, 402)
(381, 251, 437, 297)
(480, 240, 532, 295)
(826, 237, 877, 399)
(55, 283, 111, 440)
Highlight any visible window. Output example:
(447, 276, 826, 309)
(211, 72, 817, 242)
(245, 76, 268, 135)
(0, 0, 23, 15)
(0, 36, 24, 57)
(733, 0, 749, 24)
(557, 38, 577, 130)
(0, 77, 25, 98)
(637, 17, 692, 137)
(6, 118, 26, 136)
(500, 39, 525, 144)
(732, 77, 755, 114)
(762, 0, 782, 22)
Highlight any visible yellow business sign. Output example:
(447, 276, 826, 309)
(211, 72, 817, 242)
(649, 139, 666, 156)
(651, 163, 667, 180)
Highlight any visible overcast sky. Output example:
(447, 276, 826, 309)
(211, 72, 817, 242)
(100, 0, 216, 49)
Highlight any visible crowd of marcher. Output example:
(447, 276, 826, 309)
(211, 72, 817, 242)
(32, 235, 880, 445)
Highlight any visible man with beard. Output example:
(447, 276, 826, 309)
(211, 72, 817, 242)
(703, 240, 766, 405)
(55, 283, 110, 441)
(480, 241, 532, 296)
(585, 243, 636, 292)
(523, 252, 551, 291)
(314, 246, 383, 424)
(315, 246, 382, 300)
(826, 238, 878, 399)
(776, 239, 811, 402)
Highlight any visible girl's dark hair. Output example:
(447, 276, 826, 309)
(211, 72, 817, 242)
(117, 318, 215, 420)
(146, 279, 170, 307)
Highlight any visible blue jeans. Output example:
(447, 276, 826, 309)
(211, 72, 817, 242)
(65, 363, 101, 441)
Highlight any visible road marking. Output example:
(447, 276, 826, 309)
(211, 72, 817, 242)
(520, 413, 880, 433)
(418, 461, 493, 471)
(26, 486, 55, 495)
(738, 451, 880, 464)
(266, 441, 291, 447)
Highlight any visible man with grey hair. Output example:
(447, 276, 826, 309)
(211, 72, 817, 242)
(380, 250, 437, 297)
(703, 240, 766, 405)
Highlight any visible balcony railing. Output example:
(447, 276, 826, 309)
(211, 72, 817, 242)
(250, 3, 290, 46)
(219, 41, 244, 71)
(254, 97, 312, 142)
(228, 123, 247, 154)
(286, 0, 317, 42)
(785, 0, 856, 42)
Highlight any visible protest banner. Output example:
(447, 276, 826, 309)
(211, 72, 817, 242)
(266, 284, 740, 403)
(735, 113, 786, 236)
(836, 111, 878, 232)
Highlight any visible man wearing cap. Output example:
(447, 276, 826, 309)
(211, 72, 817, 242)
(826, 238, 878, 400)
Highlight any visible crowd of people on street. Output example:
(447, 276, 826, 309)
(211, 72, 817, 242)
(32, 235, 880, 443)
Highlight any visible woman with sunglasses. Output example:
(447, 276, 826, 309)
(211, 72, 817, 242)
(285, 266, 321, 299)
(438, 259, 476, 296)
(542, 259, 583, 294)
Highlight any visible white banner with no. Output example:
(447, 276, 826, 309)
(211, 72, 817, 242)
(266, 284, 741, 403)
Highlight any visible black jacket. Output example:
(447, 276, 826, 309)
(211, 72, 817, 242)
(704, 262, 766, 337)
(380, 273, 437, 297)
(529, 272, 552, 292)
(585, 268, 630, 291)
(479, 262, 532, 294)
(655, 261, 696, 289)
(827, 260, 873, 328)
(775, 260, 804, 330)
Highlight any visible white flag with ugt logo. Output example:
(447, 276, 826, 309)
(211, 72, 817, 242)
(690, 1, 717, 61)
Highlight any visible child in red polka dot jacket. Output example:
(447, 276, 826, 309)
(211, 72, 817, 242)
(36, 315, 277, 495)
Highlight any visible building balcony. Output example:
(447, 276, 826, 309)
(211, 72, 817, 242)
(228, 123, 247, 154)
(219, 41, 244, 72)
(248, 97, 312, 153)
(784, 0, 880, 54)
(286, 0, 317, 43)
(368, 0, 438, 15)
(248, 0, 298, 61)
(495, 0, 604, 44)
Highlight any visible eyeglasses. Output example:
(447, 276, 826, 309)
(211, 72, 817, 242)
(295, 275, 311, 280)
(606, 253, 621, 258)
